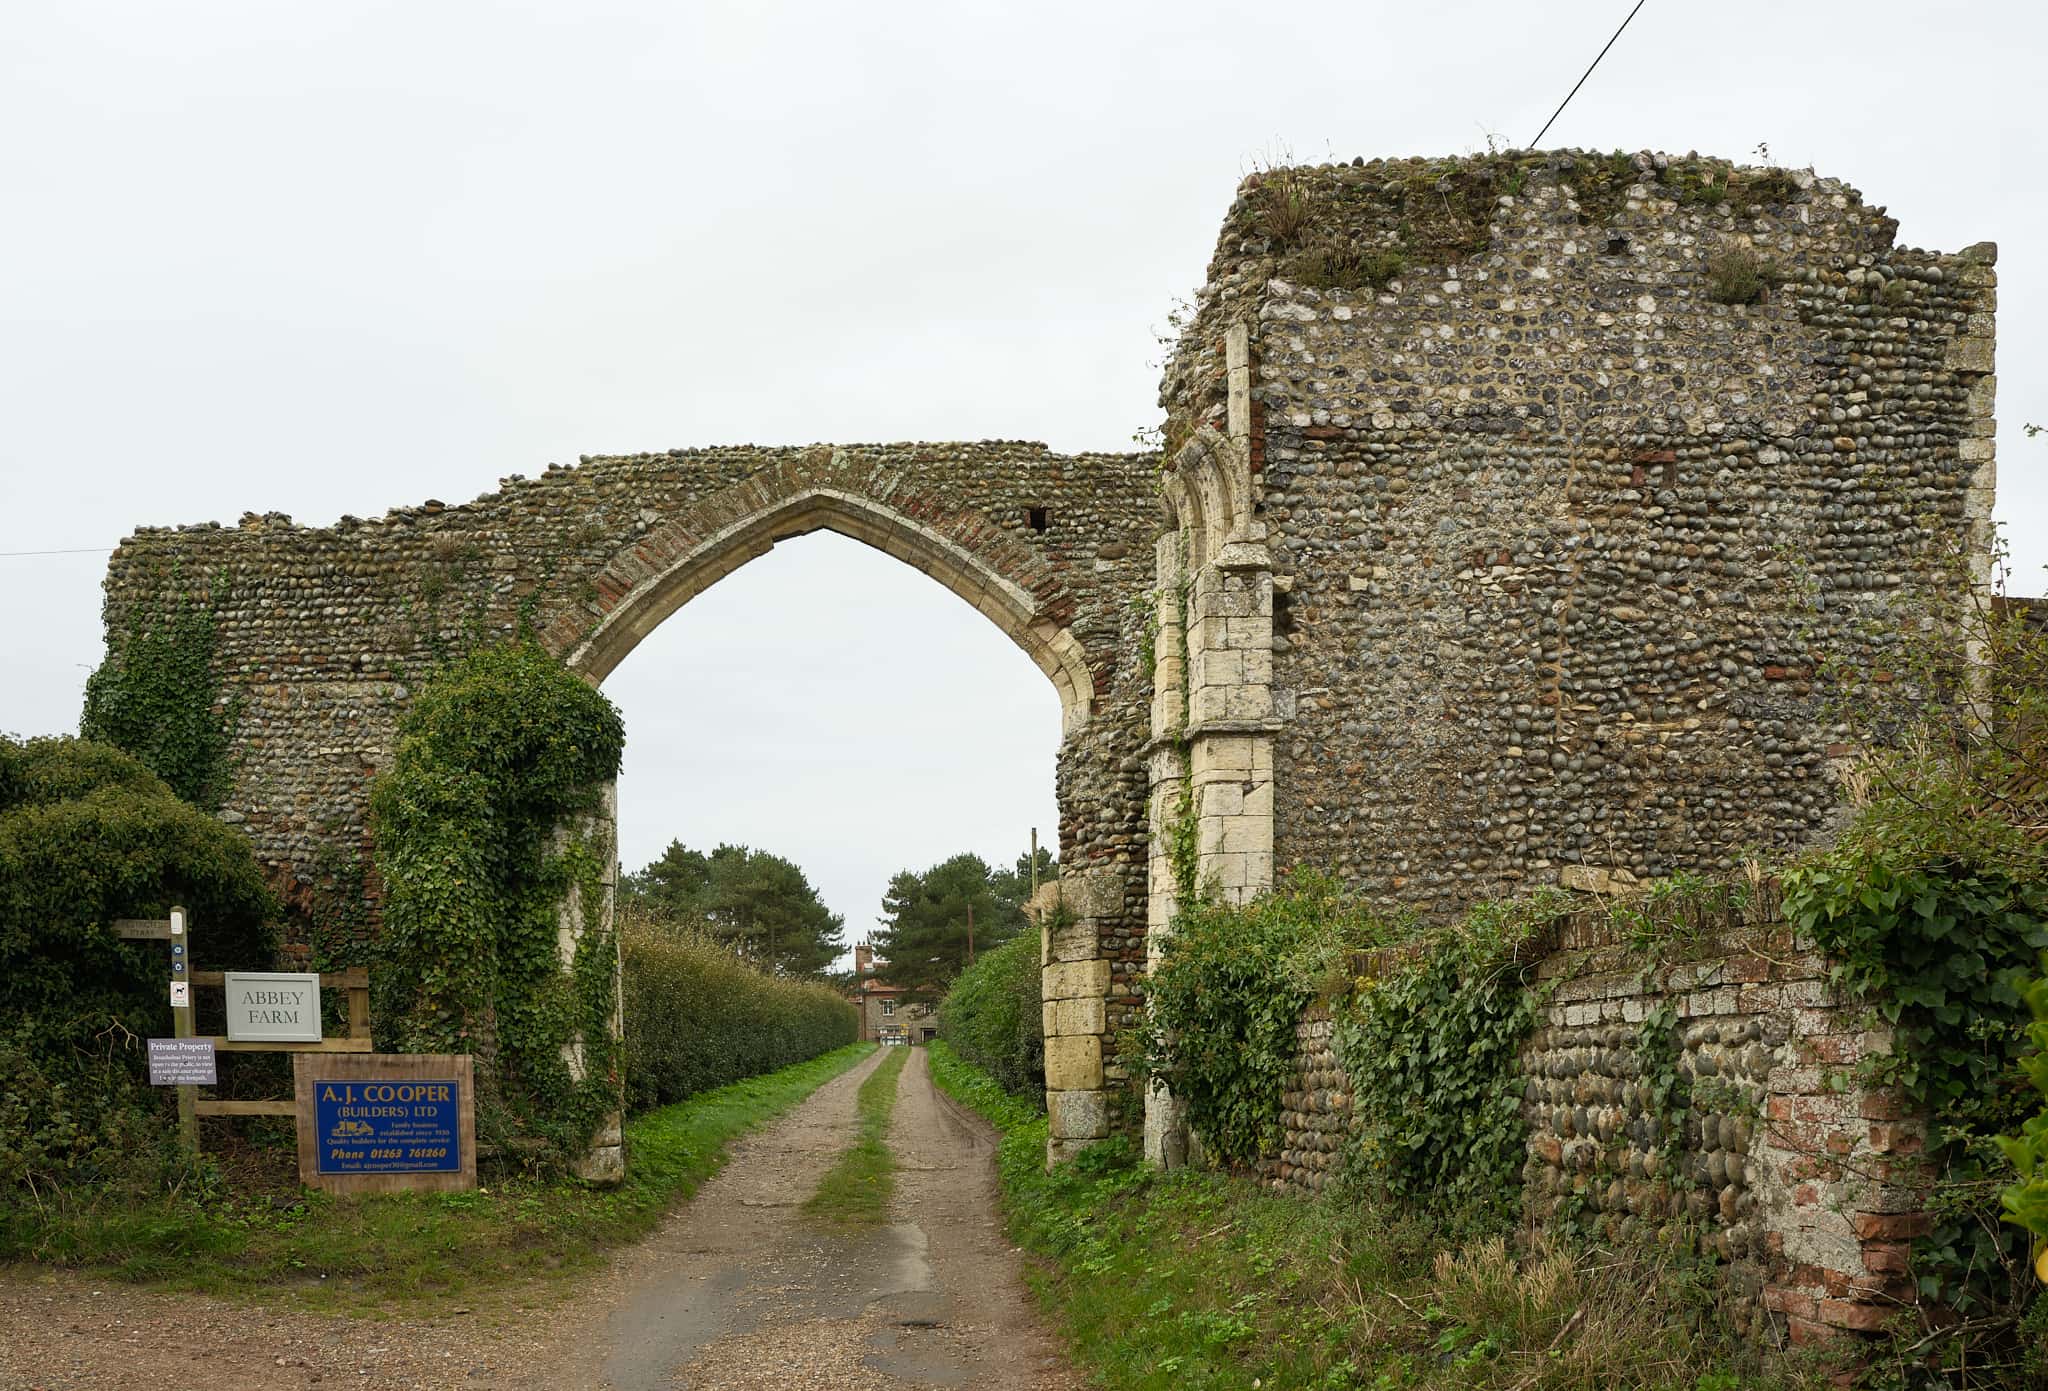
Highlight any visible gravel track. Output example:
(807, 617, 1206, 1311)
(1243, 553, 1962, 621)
(0, 1048, 1079, 1390)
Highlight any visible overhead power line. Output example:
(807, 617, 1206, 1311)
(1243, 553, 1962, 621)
(0, 547, 112, 557)
(1528, 0, 1648, 149)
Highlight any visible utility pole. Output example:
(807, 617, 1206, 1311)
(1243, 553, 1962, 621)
(1029, 827, 1039, 900)
(966, 904, 975, 966)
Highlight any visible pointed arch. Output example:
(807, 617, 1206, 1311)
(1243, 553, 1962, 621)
(561, 483, 1095, 735)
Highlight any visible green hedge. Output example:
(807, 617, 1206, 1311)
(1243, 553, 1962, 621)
(622, 923, 857, 1112)
(937, 933, 1044, 1100)
(0, 736, 277, 1191)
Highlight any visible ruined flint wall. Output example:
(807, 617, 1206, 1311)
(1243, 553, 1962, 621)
(1162, 151, 1998, 916)
(99, 443, 1162, 993)
(1262, 896, 1924, 1346)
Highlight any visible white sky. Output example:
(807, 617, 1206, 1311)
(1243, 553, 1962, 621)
(3, 2, 2042, 947)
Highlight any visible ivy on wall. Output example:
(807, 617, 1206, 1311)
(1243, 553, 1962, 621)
(1333, 891, 1563, 1232)
(1784, 853, 2047, 1316)
(1132, 873, 1386, 1170)
(81, 568, 236, 810)
(368, 642, 626, 1166)
(1774, 576, 2048, 1364)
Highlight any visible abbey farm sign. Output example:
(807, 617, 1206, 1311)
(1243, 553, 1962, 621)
(223, 971, 322, 1043)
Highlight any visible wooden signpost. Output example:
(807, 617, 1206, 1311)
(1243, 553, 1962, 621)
(123, 909, 475, 1193)
(121, 906, 374, 1154)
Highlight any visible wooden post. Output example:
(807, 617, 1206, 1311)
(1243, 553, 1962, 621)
(348, 975, 371, 1041)
(169, 904, 198, 1157)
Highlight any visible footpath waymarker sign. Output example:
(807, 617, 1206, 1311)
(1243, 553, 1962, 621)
(147, 1037, 218, 1087)
(223, 971, 323, 1043)
(293, 1054, 476, 1194)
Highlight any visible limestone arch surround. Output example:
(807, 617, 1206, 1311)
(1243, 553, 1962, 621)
(1146, 322, 1281, 1165)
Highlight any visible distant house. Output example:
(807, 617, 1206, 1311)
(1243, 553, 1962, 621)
(848, 942, 936, 1044)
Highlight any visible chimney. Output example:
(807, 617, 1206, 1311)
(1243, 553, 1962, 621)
(855, 942, 872, 977)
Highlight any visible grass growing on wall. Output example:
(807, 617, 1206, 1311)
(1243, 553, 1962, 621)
(928, 1042, 1835, 1391)
(0, 1043, 872, 1312)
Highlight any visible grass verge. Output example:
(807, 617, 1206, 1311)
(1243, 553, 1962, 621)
(927, 1040, 1845, 1391)
(0, 1042, 874, 1312)
(803, 1043, 909, 1226)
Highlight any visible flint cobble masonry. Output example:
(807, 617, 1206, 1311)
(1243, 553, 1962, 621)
(1262, 892, 1926, 1344)
(103, 443, 1163, 1160)
(1158, 151, 1997, 918)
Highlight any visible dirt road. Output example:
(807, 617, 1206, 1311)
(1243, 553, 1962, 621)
(0, 1047, 1080, 1390)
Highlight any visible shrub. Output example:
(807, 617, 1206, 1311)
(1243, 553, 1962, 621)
(938, 932, 1043, 1099)
(1132, 872, 1389, 1169)
(369, 642, 627, 1164)
(621, 919, 857, 1112)
(0, 736, 277, 1192)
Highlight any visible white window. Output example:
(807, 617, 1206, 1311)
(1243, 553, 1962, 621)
(882, 999, 895, 1016)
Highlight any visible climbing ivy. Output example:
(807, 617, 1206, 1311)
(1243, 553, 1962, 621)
(1783, 852, 2047, 1316)
(1778, 569, 2048, 1337)
(1132, 872, 1388, 1170)
(1333, 890, 1564, 1232)
(369, 642, 626, 1167)
(80, 567, 237, 809)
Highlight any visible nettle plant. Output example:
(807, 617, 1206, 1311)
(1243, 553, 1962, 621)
(369, 642, 626, 1167)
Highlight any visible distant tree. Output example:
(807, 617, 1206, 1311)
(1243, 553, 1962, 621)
(991, 845, 1058, 907)
(621, 841, 845, 978)
(872, 848, 1046, 1000)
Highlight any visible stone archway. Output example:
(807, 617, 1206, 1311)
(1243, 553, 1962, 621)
(558, 473, 1096, 736)
(102, 440, 1164, 1165)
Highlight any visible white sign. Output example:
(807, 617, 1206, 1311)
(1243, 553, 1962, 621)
(224, 971, 323, 1043)
(148, 1038, 217, 1086)
(169, 980, 190, 1008)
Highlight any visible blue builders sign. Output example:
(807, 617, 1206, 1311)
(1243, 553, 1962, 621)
(314, 1078, 461, 1174)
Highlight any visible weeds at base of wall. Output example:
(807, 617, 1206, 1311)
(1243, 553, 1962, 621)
(930, 1041, 1839, 1391)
